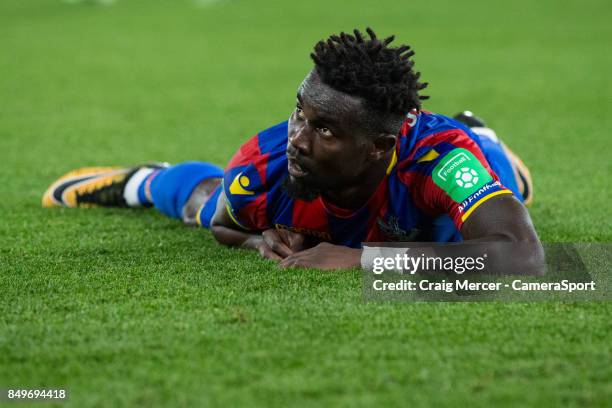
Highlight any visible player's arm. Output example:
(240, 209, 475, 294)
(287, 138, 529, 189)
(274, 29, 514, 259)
(279, 133, 544, 272)
(213, 123, 306, 258)
(209, 191, 263, 250)
(210, 191, 305, 259)
(461, 193, 537, 242)
(457, 193, 545, 275)
(277, 195, 544, 272)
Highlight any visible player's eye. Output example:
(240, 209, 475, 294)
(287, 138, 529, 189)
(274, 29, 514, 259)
(295, 105, 305, 120)
(317, 127, 333, 138)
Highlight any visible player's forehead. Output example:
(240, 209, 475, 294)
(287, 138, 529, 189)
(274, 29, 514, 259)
(297, 70, 366, 125)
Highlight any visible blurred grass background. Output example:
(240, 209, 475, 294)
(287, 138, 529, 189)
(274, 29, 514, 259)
(0, 0, 611, 406)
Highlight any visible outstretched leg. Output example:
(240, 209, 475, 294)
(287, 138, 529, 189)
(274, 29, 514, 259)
(42, 161, 223, 226)
(42, 164, 169, 208)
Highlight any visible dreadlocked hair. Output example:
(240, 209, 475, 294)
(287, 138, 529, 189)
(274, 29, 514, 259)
(310, 27, 429, 115)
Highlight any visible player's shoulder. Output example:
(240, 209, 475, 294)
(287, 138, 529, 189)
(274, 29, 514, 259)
(392, 110, 497, 195)
(227, 121, 288, 168)
(396, 110, 483, 166)
(223, 121, 289, 210)
(391, 111, 511, 229)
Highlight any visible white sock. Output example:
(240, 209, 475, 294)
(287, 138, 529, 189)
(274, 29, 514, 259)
(123, 168, 155, 207)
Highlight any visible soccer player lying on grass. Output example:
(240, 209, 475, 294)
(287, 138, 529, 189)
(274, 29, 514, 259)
(43, 28, 543, 271)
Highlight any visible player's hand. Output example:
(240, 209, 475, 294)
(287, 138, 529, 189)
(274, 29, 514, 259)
(278, 242, 362, 270)
(261, 229, 306, 259)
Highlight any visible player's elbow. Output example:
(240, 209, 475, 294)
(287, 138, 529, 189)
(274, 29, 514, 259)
(475, 231, 545, 276)
(209, 223, 233, 247)
(210, 217, 256, 248)
(209, 224, 224, 244)
(496, 235, 546, 276)
(524, 240, 546, 276)
(504, 225, 546, 276)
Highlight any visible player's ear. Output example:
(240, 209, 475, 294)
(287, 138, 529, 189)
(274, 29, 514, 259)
(370, 133, 396, 161)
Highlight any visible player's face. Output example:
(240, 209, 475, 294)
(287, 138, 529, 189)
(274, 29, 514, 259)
(285, 71, 375, 200)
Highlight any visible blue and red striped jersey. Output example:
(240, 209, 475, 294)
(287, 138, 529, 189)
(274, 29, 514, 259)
(222, 110, 514, 248)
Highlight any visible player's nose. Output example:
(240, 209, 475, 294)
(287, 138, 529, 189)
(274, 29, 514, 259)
(288, 123, 311, 156)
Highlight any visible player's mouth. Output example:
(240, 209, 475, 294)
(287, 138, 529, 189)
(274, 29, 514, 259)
(287, 157, 308, 177)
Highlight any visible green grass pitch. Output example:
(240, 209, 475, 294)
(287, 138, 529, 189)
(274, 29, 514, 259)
(1, 0, 611, 406)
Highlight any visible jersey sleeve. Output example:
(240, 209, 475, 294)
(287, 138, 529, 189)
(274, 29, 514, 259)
(401, 129, 514, 229)
(222, 134, 271, 231)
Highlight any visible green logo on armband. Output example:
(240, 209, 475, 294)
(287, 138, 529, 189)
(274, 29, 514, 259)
(432, 148, 492, 203)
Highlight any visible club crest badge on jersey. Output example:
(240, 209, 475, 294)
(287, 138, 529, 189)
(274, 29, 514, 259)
(377, 215, 420, 241)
